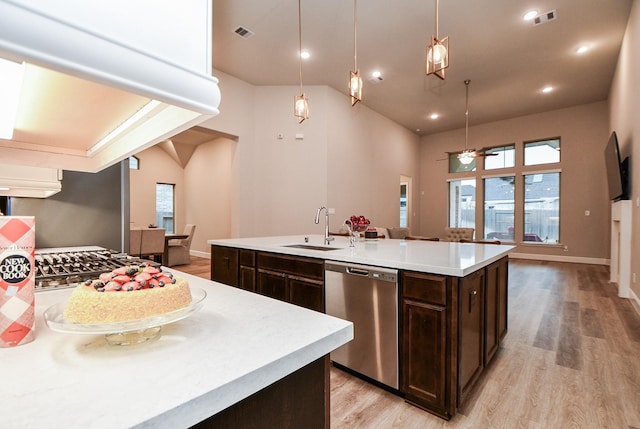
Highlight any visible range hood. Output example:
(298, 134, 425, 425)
(0, 0, 220, 197)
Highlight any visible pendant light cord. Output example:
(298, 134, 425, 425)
(298, 0, 303, 94)
(464, 79, 470, 150)
(435, 0, 439, 40)
(354, 0, 358, 70)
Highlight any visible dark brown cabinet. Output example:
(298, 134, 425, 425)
(257, 252, 325, 312)
(457, 269, 485, 406)
(401, 256, 508, 418)
(210, 246, 238, 287)
(239, 249, 257, 292)
(211, 244, 509, 420)
(402, 272, 452, 419)
(484, 257, 508, 365)
(211, 246, 324, 313)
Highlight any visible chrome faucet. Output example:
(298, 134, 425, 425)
(315, 206, 334, 245)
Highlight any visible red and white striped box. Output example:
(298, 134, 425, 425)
(0, 216, 36, 347)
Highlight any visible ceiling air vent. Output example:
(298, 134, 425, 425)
(233, 26, 254, 39)
(533, 10, 557, 26)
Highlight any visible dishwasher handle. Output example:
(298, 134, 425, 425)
(346, 266, 370, 276)
(325, 261, 397, 283)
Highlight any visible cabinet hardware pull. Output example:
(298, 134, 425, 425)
(469, 289, 477, 313)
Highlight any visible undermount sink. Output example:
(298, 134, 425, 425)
(282, 244, 341, 251)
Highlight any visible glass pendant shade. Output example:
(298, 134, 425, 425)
(426, 35, 449, 80)
(294, 94, 309, 123)
(349, 70, 362, 106)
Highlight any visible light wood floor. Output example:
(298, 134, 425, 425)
(178, 257, 640, 429)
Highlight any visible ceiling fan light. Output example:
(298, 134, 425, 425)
(458, 150, 475, 165)
(349, 70, 362, 106)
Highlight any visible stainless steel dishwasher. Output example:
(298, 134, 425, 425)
(325, 261, 399, 389)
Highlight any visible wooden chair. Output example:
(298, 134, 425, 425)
(167, 224, 196, 266)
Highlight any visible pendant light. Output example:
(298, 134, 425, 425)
(426, 0, 449, 80)
(294, 0, 309, 123)
(458, 80, 475, 165)
(349, 0, 362, 106)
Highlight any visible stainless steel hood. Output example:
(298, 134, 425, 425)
(0, 0, 220, 198)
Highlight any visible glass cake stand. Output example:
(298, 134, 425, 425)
(43, 288, 207, 346)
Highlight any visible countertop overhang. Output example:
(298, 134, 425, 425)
(2, 270, 353, 429)
(208, 235, 514, 277)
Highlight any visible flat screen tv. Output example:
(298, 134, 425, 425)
(604, 131, 629, 201)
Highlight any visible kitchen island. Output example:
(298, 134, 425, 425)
(1, 270, 353, 428)
(208, 234, 513, 419)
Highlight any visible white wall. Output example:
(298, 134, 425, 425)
(609, 0, 640, 300)
(199, 72, 421, 238)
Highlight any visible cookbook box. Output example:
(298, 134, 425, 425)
(0, 216, 35, 347)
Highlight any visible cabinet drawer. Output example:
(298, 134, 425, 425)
(240, 249, 256, 267)
(257, 252, 324, 280)
(402, 272, 447, 306)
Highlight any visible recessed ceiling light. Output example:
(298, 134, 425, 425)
(371, 71, 382, 78)
(576, 45, 589, 55)
(523, 10, 538, 21)
(300, 50, 310, 59)
(430, 113, 439, 120)
(542, 86, 554, 93)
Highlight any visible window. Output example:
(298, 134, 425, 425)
(484, 145, 515, 170)
(484, 176, 515, 241)
(129, 155, 140, 170)
(524, 138, 560, 166)
(449, 179, 476, 228)
(523, 172, 560, 243)
(156, 183, 175, 233)
(448, 153, 476, 173)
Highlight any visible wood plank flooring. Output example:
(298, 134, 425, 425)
(177, 257, 640, 429)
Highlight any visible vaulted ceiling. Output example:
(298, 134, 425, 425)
(211, 0, 632, 136)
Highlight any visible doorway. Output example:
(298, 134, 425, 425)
(400, 175, 411, 229)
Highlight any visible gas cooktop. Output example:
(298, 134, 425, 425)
(35, 247, 156, 291)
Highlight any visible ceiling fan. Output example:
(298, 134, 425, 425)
(440, 79, 497, 164)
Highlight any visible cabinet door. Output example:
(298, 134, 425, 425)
(458, 269, 485, 406)
(239, 266, 256, 292)
(257, 269, 288, 301)
(484, 257, 508, 365)
(484, 262, 499, 365)
(497, 258, 508, 343)
(289, 275, 324, 312)
(210, 246, 238, 287)
(402, 299, 449, 418)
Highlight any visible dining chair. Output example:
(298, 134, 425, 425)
(167, 224, 196, 266)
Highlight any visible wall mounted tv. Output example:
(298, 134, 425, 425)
(604, 131, 629, 201)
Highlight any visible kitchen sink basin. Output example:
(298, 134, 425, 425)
(282, 244, 341, 251)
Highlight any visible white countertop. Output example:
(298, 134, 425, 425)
(208, 235, 514, 277)
(1, 271, 353, 429)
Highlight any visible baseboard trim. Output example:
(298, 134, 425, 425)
(509, 252, 609, 266)
(190, 249, 211, 259)
(630, 289, 640, 317)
